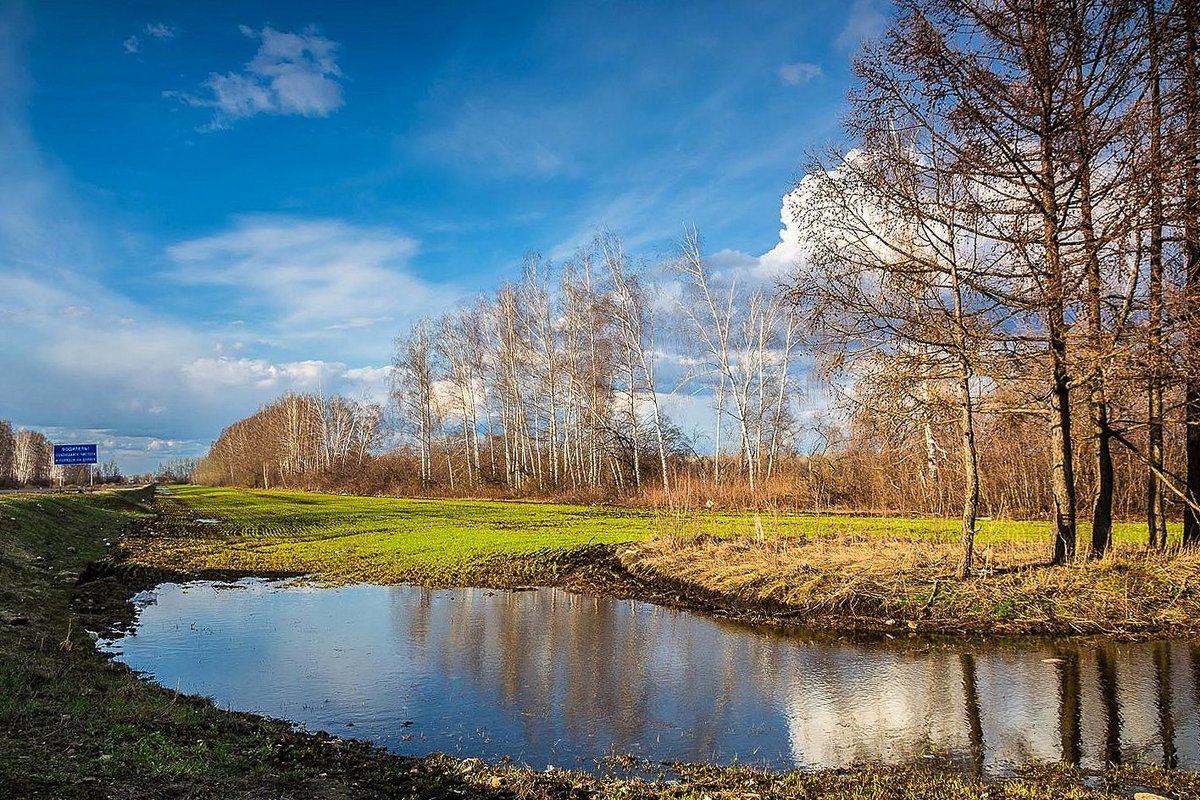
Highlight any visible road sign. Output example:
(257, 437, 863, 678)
(54, 444, 97, 465)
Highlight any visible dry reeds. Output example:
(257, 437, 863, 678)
(619, 534, 1200, 636)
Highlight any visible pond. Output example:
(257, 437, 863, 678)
(98, 579, 1200, 774)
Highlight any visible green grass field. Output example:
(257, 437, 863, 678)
(140, 485, 1176, 586)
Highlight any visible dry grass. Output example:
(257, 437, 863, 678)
(619, 533, 1200, 637)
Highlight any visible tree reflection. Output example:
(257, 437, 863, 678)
(1056, 649, 1082, 766)
(368, 587, 1196, 773)
(1096, 644, 1122, 765)
(1153, 642, 1176, 769)
(960, 653, 985, 778)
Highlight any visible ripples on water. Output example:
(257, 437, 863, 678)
(98, 579, 1200, 773)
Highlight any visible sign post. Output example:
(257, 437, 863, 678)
(53, 444, 98, 487)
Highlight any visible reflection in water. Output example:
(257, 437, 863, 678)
(1057, 650, 1082, 767)
(960, 653, 984, 778)
(99, 580, 1200, 773)
(1096, 645, 1122, 765)
(1154, 642, 1177, 769)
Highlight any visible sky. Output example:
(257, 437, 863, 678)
(0, 0, 887, 473)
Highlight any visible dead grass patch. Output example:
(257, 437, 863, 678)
(619, 534, 1200, 637)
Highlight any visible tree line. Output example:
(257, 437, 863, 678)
(389, 231, 803, 499)
(192, 393, 382, 488)
(794, 0, 1200, 573)
(195, 0, 1200, 573)
(0, 419, 119, 487)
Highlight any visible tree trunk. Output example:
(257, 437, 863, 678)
(1148, 0, 1168, 548)
(1184, 4, 1200, 548)
(1041, 78, 1077, 563)
(957, 361, 979, 579)
(1075, 59, 1114, 557)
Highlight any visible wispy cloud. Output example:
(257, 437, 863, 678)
(165, 216, 456, 355)
(166, 25, 344, 129)
(123, 23, 175, 55)
(417, 99, 575, 179)
(144, 23, 175, 39)
(836, 0, 890, 50)
(778, 61, 822, 86)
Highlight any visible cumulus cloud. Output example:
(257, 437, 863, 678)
(181, 357, 391, 408)
(167, 25, 344, 129)
(183, 357, 335, 389)
(122, 36, 139, 54)
(778, 62, 822, 86)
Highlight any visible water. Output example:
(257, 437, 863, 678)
(98, 579, 1200, 774)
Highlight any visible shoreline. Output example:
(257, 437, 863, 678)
(122, 490, 1200, 642)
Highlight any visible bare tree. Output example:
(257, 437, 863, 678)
(0, 420, 14, 488)
(602, 233, 671, 493)
(393, 322, 437, 485)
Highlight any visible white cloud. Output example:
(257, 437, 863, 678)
(144, 23, 175, 39)
(165, 216, 455, 357)
(167, 25, 344, 128)
(180, 357, 391, 409)
(122, 35, 139, 54)
(755, 183, 812, 278)
(343, 365, 392, 397)
(778, 62, 822, 86)
(836, 0, 890, 50)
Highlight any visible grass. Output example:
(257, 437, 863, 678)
(1, 487, 1198, 797)
(134, 485, 1170, 584)
(131, 485, 659, 585)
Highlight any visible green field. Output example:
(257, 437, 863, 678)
(144, 485, 658, 584)
(138, 485, 1174, 586)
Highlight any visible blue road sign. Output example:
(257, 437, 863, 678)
(54, 444, 97, 465)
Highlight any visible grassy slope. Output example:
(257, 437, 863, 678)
(1, 488, 1197, 798)
(622, 534, 1200, 636)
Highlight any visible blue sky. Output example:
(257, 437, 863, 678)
(0, 0, 886, 472)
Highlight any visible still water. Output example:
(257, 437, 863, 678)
(98, 579, 1200, 773)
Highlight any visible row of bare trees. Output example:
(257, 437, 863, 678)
(797, 0, 1200, 574)
(0, 420, 54, 487)
(194, 393, 382, 488)
(389, 232, 805, 498)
